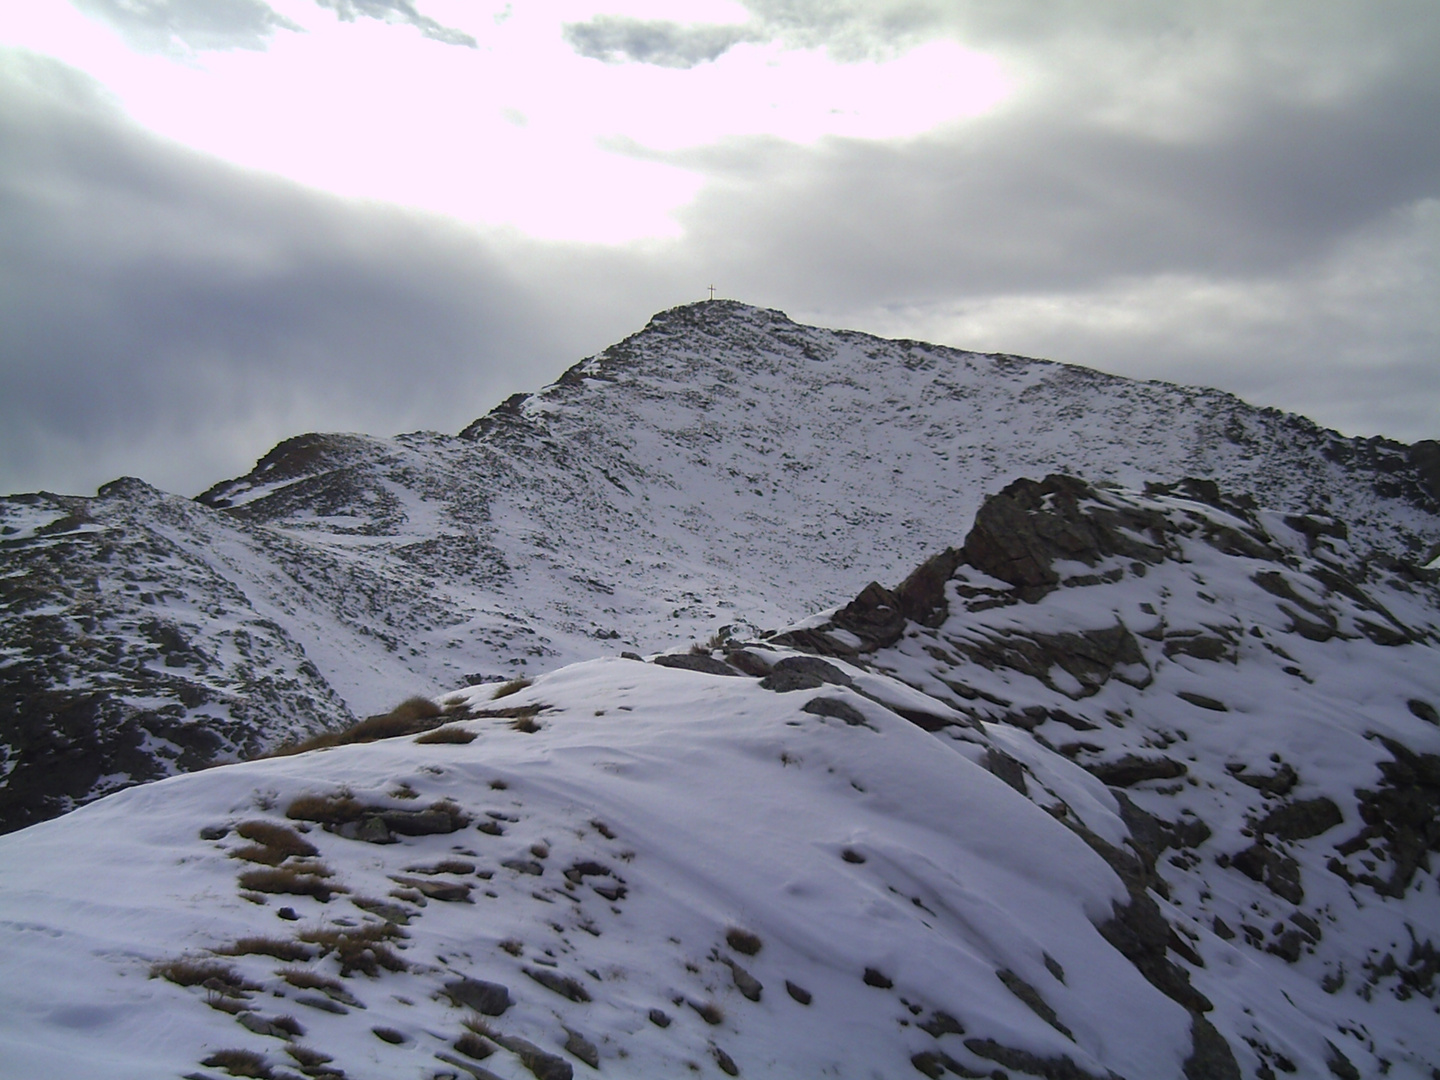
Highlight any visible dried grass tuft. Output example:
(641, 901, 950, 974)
(237, 864, 343, 902)
(235, 821, 318, 857)
(267, 697, 446, 756)
(689, 999, 725, 1025)
(299, 922, 407, 977)
(151, 958, 256, 992)
(279, 968, 347, 994)
(455, 1029, 494, 1060)
(218, 936, 315, 962)
(490, 677, 532, 700)
(286, 1044, 333, 1068)
(414, 725, 477, 745)
(286, 792, 365, 825)
(201, 1048, 272, 1078)
(725, 927, 763, 956)
(271, 1015, 305, 1038)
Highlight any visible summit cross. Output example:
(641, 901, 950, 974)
(708, 284, 716, 301)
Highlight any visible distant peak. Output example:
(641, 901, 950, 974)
(643, 299, 795, 332)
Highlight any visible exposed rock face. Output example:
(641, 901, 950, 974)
(961, 475, 1170, 598)
(765, 473, 1439, 1078)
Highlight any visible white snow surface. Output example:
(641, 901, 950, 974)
(2, 479, 1438, 1079)
(0, 660, 1180, 1080)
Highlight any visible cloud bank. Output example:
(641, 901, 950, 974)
(1, 2, 1436, 497)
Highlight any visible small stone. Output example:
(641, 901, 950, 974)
(784, 981, 812, 1005)
(648, 1008, 672, 1028)
(917, 1010, 964, 1038)
(724, 960, 763, 1002)
(563, 1029, 599, 1069)
(863, 967, 892, 989)
(524, 967, 591, 1002)
(712, 1045, 739, 1076)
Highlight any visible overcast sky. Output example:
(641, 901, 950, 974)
(1, 1, 1436, 498)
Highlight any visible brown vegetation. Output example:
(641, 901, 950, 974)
(490, 677, 532, 700)
(279, 968, 347, 994)
(150, 958, 257, 992)
(237, 863, 343, 902)
(201, 1048, 271, 1078)
(236, 820, 318, 856)
(689, 999, 725, 1025)
(267, 697, 446, 756)
(218, 936, 315, 962)
(414, 725, 477, 744)
(286, 791, 366, 825)
(298, 921, 407, 977)
(455, 1029, 495, 1060)
(725, 927, 763, 955)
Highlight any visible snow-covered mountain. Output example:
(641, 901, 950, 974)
(2, 475, 1436, 1079)
(3, 301, 1438, 832)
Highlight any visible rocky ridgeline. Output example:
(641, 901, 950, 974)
(0, 480, 353, 832)
(3, 302, 1439, 832)
(742, 473, 1439, 1076)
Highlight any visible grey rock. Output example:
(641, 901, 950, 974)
(801, 696, 871, 728)
(758, 669, 823, 692)
(444, 978, 512, 1016)
(724, 959, 763, 1002)
(652, 653, 740, 676)
(1256, 797, 1343, 841)
(523, 967, 591, 1002)
(562, 1029, 598, 1069)
(1182, 1017, 1241, 1080)
(1230, 843, 1304, 904)
(1086, 754, 1187, 787)
(493, 1035, 573, 1080)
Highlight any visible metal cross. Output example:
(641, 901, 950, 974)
(708, 284, 716, 301)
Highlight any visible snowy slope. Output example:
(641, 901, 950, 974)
(1, 476, 1436, 1079)
(3, 301, 1438, 831)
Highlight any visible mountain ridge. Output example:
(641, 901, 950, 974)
(2, 301, 1438, 832)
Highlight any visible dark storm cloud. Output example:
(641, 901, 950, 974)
(0, 50, 646, 497)
(71, 0, 475, 53)
(5, 1, 1439, 496)
(563, 16, 757, 68)
(632, 2, 1440, 304)
(665, 62, 1440, 306)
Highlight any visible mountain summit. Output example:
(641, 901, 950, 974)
(2, 302, 1438, 831)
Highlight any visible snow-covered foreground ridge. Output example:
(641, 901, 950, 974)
(2, 476, 1437, 1079)
(3, 302, 1439, 834)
